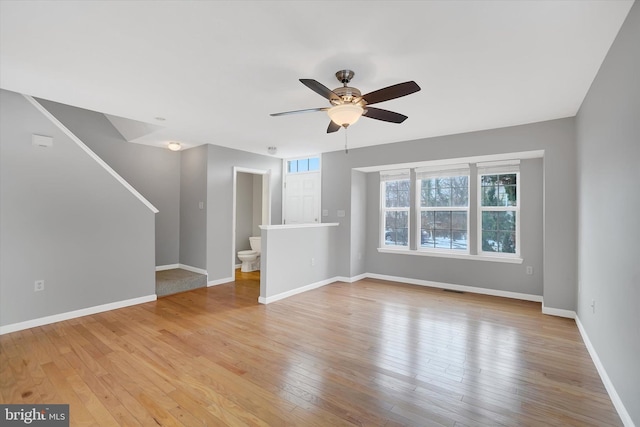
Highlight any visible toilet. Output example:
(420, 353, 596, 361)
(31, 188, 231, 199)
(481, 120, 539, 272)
(237, 236, 261, 272)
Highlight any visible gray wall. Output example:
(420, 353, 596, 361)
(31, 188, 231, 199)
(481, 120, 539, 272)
(180, 145, 208, 270)
(36, 98, 181, 267)
(0, 90, 155, 326)
(260, 225, 339, 299)
(576, 2, 640, 423)
(206, 145, 282, 281)
(363, 158, 543, 296)
(253, 174, 263, 236)
(350, 170, 367, 277)
(323, 118, 575, 310)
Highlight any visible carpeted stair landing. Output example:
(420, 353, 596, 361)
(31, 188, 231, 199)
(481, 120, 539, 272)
(156, 268, 207, 297)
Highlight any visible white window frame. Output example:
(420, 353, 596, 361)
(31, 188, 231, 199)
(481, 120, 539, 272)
(380, 170, 411, 249)
(416, 164, 470, 254)
(477, 161, 521, 258)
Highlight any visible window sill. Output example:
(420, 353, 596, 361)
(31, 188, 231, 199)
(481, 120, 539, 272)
(377, 248, 523, 264)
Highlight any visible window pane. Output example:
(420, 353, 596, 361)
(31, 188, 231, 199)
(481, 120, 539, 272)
(385, 181, 398, 207)
(288, 160, 297, 173)
(385, 180, 410, 208)
(435, 211, 451, 229)
(385, 211, 408, 246)
(451, 185, 468, 206)
(451, 211, 467, 229)
(482, 173, 517, 206)
(308, 157, 319, 171)
(451, 176, 468, 188)
(481, 175, 497, 186)
(482, 185, 499, 206)
(452, 230, 468, 250)
(420, 211, 435, 247)
(482, 210, 516, 253)
(298, 159, 309, 172)
(496, 232, 516, 253)
(482, 231, 498, 252)
(421, 177, 468, 208)
(421, 179, 435, 207)
(496, 211, 516, 231)
(482, 211, 498, 230)
(498, 174, 516, 186)
(421, 210, 467, 250)
(434, 230, 452, 249)
(500, 185, 517, 206)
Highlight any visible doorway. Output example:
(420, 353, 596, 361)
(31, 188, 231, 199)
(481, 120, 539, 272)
(232, 167, 271, 279)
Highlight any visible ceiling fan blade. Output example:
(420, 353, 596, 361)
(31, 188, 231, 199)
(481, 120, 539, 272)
(300, 79, 341, 102)
(362, 81, 421, 105)
(270, 107, 328, 117)
(363, 107, 408, 123)
(327, 121, 341, 133)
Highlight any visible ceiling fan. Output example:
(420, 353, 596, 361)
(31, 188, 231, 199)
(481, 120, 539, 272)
(271, 70, 421, 133)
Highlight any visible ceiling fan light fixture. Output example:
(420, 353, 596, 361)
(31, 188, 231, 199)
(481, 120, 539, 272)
(327, 104, 363, 128)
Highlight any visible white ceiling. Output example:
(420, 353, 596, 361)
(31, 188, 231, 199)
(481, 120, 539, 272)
(0, 1, 633, 158)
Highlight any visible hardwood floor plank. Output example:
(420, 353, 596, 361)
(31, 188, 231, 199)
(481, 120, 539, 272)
(0, 274, 622, 426)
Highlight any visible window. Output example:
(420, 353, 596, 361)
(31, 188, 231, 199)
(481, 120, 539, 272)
(417, 165, 469, 251)
(378, 160, 522, 263)
(287, 157, 320, 173)
(478, 163, 519, 256)
(380, 170, 410, 247)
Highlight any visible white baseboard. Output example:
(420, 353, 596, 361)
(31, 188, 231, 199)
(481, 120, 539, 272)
(542, 303, 576, 319)
(235, 263, 241, 269)
(156, 264, 180, 271)
(0, 294, 157, 335)
(258, 277, 338, 304)
(208, 276, 234, 287)
(156, 264, 208, 276)
(575, 316, 634, 427)
(178, 264, 208, 276)
(365, 273, 543, 303)
(335, 273, 368, 283)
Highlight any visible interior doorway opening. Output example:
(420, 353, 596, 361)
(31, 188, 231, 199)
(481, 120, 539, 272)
(232, 167, 271, 280)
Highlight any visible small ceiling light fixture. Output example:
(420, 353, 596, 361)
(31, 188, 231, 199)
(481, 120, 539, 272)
(327, 104, 364, 128)
(267, 146, 277, 155)
(167, 141, 181, 151)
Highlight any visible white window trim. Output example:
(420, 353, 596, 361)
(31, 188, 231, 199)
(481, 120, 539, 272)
(477, 164, 521, 258)
(377, 247, 523, 264)
(380, 174, 411, 249)
(376, 159, 526, 264)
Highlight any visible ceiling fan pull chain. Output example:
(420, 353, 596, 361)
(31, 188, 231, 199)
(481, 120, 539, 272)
(344, 126, 349, 154)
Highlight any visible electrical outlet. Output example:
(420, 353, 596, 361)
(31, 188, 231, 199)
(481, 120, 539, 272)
(311, 258, 315, 266)
(526, 266, 533, 275)
(34, 280, 45, 292)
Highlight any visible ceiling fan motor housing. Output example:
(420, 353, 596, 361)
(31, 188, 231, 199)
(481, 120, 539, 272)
(331, 86, 363, 105)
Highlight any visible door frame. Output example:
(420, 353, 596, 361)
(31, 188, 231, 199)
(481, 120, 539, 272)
(282, 155, 322, 224)
(231, 166, 271, 278)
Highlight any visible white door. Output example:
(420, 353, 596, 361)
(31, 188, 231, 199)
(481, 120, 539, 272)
(284, 172, 320, 224)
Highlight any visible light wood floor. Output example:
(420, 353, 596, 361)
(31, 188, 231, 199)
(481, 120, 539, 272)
(1, 273, 622, 426)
